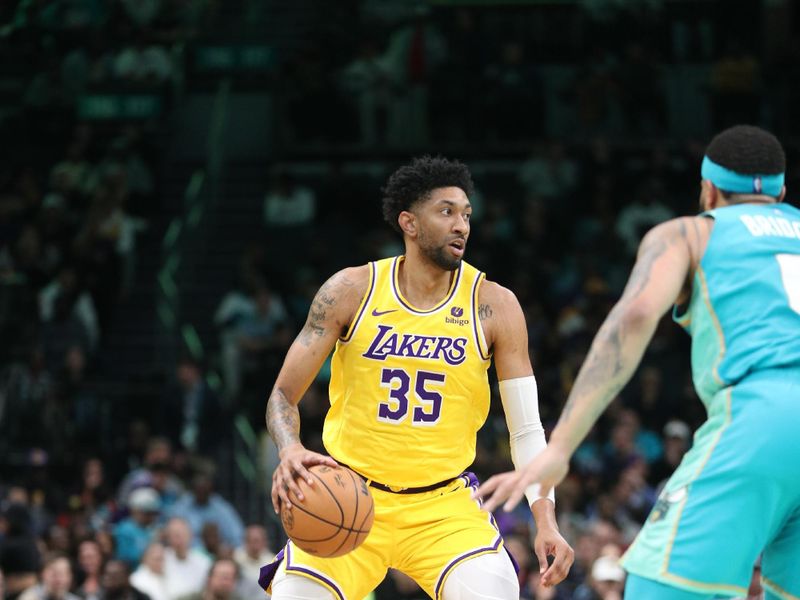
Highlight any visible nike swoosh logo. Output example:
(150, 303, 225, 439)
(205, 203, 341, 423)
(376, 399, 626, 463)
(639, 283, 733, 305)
(371, 308, 398, 317)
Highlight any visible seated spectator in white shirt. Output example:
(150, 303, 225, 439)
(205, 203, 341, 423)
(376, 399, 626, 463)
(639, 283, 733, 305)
(130, 542, 169, 600)
(233, 525, 275, 585)
(163, 518, 211, 600)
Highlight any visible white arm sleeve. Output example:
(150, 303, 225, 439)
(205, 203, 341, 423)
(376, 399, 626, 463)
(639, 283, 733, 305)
(499, 375, 555, 506)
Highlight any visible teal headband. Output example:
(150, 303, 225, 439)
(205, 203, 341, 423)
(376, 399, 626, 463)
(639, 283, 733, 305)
(701, 156, 784, 197)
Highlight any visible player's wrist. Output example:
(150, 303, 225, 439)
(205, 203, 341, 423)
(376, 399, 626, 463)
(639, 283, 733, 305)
(278, 441, 305, 458)
(531, 497, 559, 531)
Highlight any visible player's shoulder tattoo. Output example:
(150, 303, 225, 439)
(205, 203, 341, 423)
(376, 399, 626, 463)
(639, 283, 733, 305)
(478, 303, 493, 321)
(299, 266, 366, 346)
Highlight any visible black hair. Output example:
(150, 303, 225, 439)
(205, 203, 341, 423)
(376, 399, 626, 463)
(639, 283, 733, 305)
(382, 156, 474, 234)
(705, 125, 786, 179)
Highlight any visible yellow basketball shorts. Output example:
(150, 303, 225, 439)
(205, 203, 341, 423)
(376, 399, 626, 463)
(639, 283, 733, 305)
(259, 472, 512, 600)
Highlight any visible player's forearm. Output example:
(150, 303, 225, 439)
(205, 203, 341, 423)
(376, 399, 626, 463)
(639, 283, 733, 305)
(549, 302, 658, 455)
(266, 386, 302, 452)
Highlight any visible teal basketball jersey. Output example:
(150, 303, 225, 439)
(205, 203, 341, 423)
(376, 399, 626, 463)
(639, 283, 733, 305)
(674, 202, 800, 404)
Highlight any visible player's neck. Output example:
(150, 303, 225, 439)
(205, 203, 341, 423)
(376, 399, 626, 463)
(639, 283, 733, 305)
(398, 250, 457, 309)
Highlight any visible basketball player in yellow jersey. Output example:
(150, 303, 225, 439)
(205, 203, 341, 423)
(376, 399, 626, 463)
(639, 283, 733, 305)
(260, 156, 573, 600)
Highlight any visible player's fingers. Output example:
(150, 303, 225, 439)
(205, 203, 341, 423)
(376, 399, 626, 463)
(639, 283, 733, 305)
(480, 476, 516, 513)
(270, 482, 280, 514)
(473, 479, 501, 511)
(542, 543, 574, 587)
(276, 476, 294, 509)
(502, 483, 526, 513)
(284, 466, 306, 501)
(534, 541, 549, 576)
(314, 453, 338, 467)
(471, 477, 496, 501)
(292, 461, 316, 486)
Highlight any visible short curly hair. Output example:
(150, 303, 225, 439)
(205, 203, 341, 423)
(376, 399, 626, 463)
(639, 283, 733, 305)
(382, 156, 475, 234)
(706, 125, 785, 179)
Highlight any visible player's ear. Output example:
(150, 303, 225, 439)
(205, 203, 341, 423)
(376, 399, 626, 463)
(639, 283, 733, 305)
(702, 180, 720, 210)
(398, 211, 416, 237)
(778, 185, 786, 203)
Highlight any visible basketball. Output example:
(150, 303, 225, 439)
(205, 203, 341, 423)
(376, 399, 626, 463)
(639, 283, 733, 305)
(280, 464, 375, 558)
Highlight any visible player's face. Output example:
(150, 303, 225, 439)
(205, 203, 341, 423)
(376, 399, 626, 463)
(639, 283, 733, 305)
(413, 187, 471, 271)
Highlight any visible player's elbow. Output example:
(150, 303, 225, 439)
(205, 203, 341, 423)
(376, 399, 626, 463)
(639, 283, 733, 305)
(617, 298, 662, 330)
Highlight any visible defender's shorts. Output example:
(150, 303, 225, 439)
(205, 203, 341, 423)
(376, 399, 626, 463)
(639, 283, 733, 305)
(622, 369, 800, 598)
(260, 472, 510, 600)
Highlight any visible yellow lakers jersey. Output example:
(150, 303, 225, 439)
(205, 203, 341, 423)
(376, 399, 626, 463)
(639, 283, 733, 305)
(324, 256, 492, 488)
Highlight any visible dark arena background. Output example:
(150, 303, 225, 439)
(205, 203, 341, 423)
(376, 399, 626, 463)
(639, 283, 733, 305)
(0, 1, 796, 599)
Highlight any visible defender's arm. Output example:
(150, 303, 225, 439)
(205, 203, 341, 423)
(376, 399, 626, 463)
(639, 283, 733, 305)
(476, 217, 695, 513)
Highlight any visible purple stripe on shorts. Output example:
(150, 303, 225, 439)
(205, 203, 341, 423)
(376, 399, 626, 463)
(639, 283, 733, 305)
(433, 536, 503, 599)
(283, 544, 346, 600)
(258, 547, 285, 590)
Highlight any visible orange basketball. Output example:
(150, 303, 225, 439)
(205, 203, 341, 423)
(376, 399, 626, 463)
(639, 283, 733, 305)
(280, 464, 375, 558)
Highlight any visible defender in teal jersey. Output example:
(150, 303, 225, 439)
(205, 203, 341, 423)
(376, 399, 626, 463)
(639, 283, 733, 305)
(476, 125, 800, 599)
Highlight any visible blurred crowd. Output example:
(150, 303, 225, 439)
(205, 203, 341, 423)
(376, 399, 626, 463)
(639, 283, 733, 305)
(2, 0, 796, 598)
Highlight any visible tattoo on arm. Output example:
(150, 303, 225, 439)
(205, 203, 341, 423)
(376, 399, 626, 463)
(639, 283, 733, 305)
(623, 220, 687, 301)
(266, 387, 300, 451)
(298, 272, 355, 347)
(478, 303, 493, 320)
(557, 222, 688, 444)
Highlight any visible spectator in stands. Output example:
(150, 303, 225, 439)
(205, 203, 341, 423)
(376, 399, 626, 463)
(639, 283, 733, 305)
(18, 554, 79, 600)
(381, 6, 447, 147)
(130, 542, 168, 600)
(119, 0, 163, 29)
(49, 141, 93, 202)
(262, 170, 316, 232)
(232, 525, 274, 586)
(163, 518, 211, 600)
(649, 419, 692, 490)
(116, 437, 183, 510)
(99, 560, 149, 600)
(39, 266, 99, 352)
(614, 179, 674, 255)
(518, 142, 580, 203)
(199, 523, 228, 561)
(10, 226, 49, 290)
(159, 357, 224, 455)
(483, 41, 543, 141)
(0, 504, 41, 600)
(112, 488, 161, 568)
(0, 348, 54, 455)
(338, 40, 393, 147)
(57, 347, 102, 451)
(75, 540, 104, 600)
(572, 555, 625, 600)
(214, 280, 290, 403)
(168, 473, 243, 549)
(40, 290, 91, 380)
(113, 35, 174, 85)
(231, 285, 291, 402)
(175, 558, 243, 600)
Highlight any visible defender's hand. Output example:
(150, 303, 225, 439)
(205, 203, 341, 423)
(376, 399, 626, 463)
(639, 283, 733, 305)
(271, 443, 338, 513)
(474, 445, 570, 513)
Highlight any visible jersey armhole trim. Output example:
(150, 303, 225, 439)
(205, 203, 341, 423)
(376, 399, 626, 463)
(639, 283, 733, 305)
(340, 262, 376, 343)
(471, 273, 492, 361)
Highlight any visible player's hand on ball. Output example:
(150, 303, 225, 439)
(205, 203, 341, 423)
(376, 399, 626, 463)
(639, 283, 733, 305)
(474, 445, 570, 513)
(271, 443, 338, 513)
